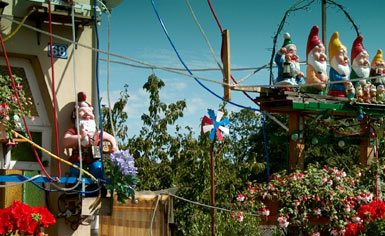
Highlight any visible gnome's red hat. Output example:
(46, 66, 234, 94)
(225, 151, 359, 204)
(351, 35, 366, 63)
(306, 26, 323, 61)
(72, 92, 93, 120)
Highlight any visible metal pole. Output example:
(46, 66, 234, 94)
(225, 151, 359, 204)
(322, 0, 327, 48)
(210, 141, 215, 236)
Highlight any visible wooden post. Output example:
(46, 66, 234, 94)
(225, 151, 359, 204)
(360, 117, 374, 166)
(210, 141, 215, 236)
(322, 0, 327, 50)
(222, 29, 231, 101)
(288, 113, 305, 172)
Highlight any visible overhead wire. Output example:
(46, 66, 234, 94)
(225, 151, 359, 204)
(94, 0, 106, 179)
(48, 0, 62, 179)
(50, 4, 83, 192)
(184, 0, 223, 74)
(149, 0, 258, 112)
(0, 14, 366, 90)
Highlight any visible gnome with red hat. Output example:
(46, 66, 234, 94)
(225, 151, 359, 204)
(63, 92, 117, 179)
(274, 32, 304, 91)
(328, 32, 351, 97)
(350, 36, 370, 88)
(304, 26, 328, 94)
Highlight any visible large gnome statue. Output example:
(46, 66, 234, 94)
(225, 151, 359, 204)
(370, 49, 385, 86)
(304, 26, 328, 94)
(63, 92, 118, 179)
(350, 36, 370, 88)
(328, 32, 350, 97)
(274, 32, 304, 90)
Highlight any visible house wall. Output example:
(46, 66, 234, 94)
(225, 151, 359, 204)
(0, 0, 98, 235)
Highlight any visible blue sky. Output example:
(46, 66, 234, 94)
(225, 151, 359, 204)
(97, 0, 385, 137)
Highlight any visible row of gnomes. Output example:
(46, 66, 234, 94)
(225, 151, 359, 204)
(274, 25, 385, 103)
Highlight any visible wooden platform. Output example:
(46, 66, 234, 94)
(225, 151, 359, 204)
(255, 88, 385, 117)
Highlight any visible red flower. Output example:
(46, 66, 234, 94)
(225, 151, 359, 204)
(344, 223, 364, 236)
(31, 206, 56, 228)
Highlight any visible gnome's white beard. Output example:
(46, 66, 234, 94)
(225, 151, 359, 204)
(76, 119, 97, 136)
(351, 59, 370, 78)
(307, 52, 327, 73)
(331, 57, 351, 77)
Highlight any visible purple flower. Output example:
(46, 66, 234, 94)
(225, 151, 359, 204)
(109, 150, 138, 176)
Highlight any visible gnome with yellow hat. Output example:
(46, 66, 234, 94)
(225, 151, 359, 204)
(274, 32, 304, 91)
(370, 49, 385, 86)
(304, 25, 328, 94)
(328, 32, 351, 97)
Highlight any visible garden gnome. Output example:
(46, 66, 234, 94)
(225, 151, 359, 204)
(377, 84, 385, 103)
(355, 84, 363, 102)
(328, 32, 350, 97)
(274, 32, 304, 91)
(63, 92, 118, 179)
(345, 81, 355, 101)
(363, 83, 371, 103)
(350, 36, 370, 88)
(370, 49, 385, 86)
(304, 26, 328, 94)
(370, 84, 377, 103)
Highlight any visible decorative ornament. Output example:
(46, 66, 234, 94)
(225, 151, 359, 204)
(338, 140, 345, 147)
(201, 109, 230, 141)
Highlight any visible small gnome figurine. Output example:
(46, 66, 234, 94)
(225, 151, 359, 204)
(345, 81, 356, 101)
(363, 83, 371, 103)
(377, 84, 385, 104)
(370, 49, 385, 86)
(356, 84, 364, 102)
(370, 84, 377, 103)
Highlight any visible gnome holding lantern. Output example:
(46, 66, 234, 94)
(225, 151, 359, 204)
(328, 32, 351, 97)
(63, 92, 118, 179)
(350, 36, 370, 88)
(274, 32, 304, 91)
(370, 49, 385, 86)
(304, 26, 328, 94)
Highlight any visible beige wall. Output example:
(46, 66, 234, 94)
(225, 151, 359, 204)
(1, 1, 97, 235)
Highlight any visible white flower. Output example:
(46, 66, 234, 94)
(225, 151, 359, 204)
(331, 229, 339, 235)
(236, 194, 245, 202)
(237, 213, 244, 222)
(313, 208, 321, 215)
(352, 216, 362, 223)
(311, 232, 320, 236)
(261, 208, 270, 216)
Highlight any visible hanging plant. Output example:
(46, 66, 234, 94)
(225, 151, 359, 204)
(0, 74, 32, 141)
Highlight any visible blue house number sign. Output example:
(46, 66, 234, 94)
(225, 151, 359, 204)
(47, 43, 68, 59)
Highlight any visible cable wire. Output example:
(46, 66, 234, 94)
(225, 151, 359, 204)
(48, 0, 62, 179)
(169, 193, 259, 217)
(12, 130, 101, 208)
(3, 8, 36, 42)
(149, 0, 258, 112)
(184, 0, 223, 74)
(0, 174, 42, 188)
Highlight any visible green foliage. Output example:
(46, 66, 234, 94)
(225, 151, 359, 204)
(363, 218, 385, 235)
(0, 74, 32, 139)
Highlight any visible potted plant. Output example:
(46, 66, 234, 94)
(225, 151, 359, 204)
(0, 201, 56, 235)
(0, 74, 32, 143)
(235, 164, 375, 235)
